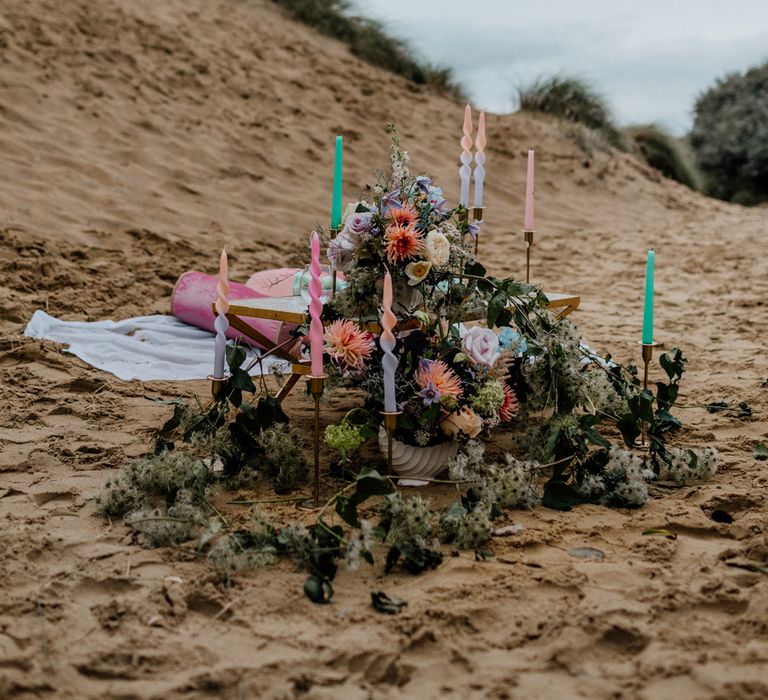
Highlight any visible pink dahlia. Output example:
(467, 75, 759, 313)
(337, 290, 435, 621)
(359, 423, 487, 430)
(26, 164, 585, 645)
(415, 359, 463, 401)
(324, 320, 374, 370)
(498, 384, 519, 422)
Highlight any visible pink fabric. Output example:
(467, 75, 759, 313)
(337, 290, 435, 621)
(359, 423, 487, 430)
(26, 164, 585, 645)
(245, 268, 300, 296)
(171, 271, 296, 351)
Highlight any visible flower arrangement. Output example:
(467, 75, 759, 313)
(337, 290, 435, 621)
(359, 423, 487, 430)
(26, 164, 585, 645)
(322, 127, 519, 451)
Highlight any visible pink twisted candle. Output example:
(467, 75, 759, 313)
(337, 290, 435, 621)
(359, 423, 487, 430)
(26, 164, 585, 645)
(212, 247, 230, 379)
(524, 149, 535, 230)
(381, 272, 397, 412)
(459, 104, 473, 208)
(473, 111, 486, 208)
(309, 232, 324, 377)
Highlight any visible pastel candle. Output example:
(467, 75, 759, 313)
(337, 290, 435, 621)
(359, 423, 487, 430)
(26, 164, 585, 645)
(459, 104, 473, 208)
(212, 247, 230, 380)
(473, 111, 486, 208)
(331, 135, 343, 229)
(524, 149, 535, 230)
(642, 248, 655, 344)
(309, 232, 324, 376)
(380, 272, 398, 413)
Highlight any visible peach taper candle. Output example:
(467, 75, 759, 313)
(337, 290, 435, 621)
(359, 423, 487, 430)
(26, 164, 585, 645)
(459, 104, 473, 208)
(381, 271, 398, 413)
(309, 232, 324, 377)
(212, 247, 229, 380)
(473, 111, 486, 209)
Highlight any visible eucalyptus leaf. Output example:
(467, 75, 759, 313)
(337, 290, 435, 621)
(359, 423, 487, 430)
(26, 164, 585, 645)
(754, 443, 768, 461)
(303, 574, 333, 604)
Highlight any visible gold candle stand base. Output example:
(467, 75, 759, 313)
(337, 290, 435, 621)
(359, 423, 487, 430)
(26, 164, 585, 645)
(302, 374, 325, 508)
(638, 341, 657, 446)
(380, 410, 402, 474)
(472, 206, 483, 256)
(207, 375, 227, 402)
(523, 229, 536, 283)
(329, 227, 340, 297)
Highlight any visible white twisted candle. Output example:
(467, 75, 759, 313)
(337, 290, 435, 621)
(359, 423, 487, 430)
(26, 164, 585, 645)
(459, 104, 473, 208)
(381, 272, 397, 413)
(473, 111, 486, 208)
(309, 232, 324, 377)
(212, 247, 229, 380)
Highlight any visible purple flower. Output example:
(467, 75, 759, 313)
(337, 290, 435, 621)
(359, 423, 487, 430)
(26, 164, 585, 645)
(419, 381, 442, 406)
(381, 189, 401, 214)
(416, 176, 432, 194)
(427, 186, 448, 215)
(468, 220, 482, 239)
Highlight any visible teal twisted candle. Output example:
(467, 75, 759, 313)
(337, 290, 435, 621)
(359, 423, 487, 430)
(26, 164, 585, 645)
(309, 232, 324, 376)
(331, 135, 343, 229)
(642, 248, 655, 344)
(381, 272, 397, 412)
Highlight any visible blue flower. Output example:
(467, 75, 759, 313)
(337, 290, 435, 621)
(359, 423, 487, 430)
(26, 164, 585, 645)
(498, 327, 527, 354)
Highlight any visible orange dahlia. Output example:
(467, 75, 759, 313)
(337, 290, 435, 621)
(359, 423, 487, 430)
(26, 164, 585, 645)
(324, 320, 374, 370)
(498, 384, 519, 421)
(384, 224, 424, 263)
(389, 204, 419, 229)
(415, 359, 463, 401)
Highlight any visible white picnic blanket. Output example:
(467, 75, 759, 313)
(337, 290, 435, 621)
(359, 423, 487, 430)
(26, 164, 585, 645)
(24, 310, 289, 381)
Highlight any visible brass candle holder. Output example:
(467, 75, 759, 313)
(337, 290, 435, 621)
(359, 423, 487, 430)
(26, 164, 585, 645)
(207, 374, 227, 402)
(380, 409, 402, 474)
(329, 227, 340, 297)
(472, 206, 483, 256)
(639, 341, 657, 446)
(308, 374, 325, 506)
(523, 229, 536, 283)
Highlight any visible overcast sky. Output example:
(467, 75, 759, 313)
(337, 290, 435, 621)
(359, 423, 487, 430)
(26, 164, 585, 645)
(352, 0, 768, 134)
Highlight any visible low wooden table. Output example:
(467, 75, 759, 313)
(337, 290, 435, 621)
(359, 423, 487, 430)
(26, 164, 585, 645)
(224, 291, 580, 402)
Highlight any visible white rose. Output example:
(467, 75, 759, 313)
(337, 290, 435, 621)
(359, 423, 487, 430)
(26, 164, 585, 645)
(424, 230, 451, 268)
(462, 326, 500, 367)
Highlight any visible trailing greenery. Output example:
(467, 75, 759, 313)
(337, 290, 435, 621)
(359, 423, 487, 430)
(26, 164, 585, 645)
(271, 0, 465, 100)
(625, 124, 701, 189)
(517, 75, 625, 149)
(690, 61, 768, 204)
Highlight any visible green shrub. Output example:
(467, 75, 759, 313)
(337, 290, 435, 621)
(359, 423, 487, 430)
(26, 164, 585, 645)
(625, 124, 701, 189)
(690, 61, 768, 204)
(272, 0, 465, 100)
(517, 75, 624, 148)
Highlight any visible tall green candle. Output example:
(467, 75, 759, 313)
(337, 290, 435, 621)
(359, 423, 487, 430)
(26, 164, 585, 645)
(642, 248, 655, 344)
(331, 135, 343, 229)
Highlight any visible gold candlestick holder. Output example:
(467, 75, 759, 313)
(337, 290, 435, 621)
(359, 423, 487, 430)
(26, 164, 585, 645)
(307, 374, 325, 507)
(207, 375, 227, 402)
(329, 227, 340, 297)
(523, 229, 535, 283)
(472, 206, 483, 256)
(380, 409, 402, 474)
(639, 341, 657, 446)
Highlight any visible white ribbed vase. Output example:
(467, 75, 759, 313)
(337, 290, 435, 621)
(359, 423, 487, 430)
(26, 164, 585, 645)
(378, 427, 459, 479)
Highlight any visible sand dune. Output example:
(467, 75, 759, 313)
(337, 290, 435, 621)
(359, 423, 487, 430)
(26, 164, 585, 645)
(1, 1, 767, 698)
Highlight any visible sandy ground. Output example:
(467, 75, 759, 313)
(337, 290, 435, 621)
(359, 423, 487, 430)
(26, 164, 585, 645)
(1, 1, 767, 698)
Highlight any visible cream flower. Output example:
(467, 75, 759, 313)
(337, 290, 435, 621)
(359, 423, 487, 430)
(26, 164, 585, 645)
(424, 230, 451, 268)
(405, 260, 432, 285)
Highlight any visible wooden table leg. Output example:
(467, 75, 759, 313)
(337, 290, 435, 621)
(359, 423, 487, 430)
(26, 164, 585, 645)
(275, 372, 302, 404)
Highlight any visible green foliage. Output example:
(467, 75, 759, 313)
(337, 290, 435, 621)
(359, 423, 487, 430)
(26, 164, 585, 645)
(690, 61, 768, 204)
(256, 425, 308, 493)
(517, 75, 625, 149)
(271, 0, 465, 100)
(625, 124, 702, 190)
